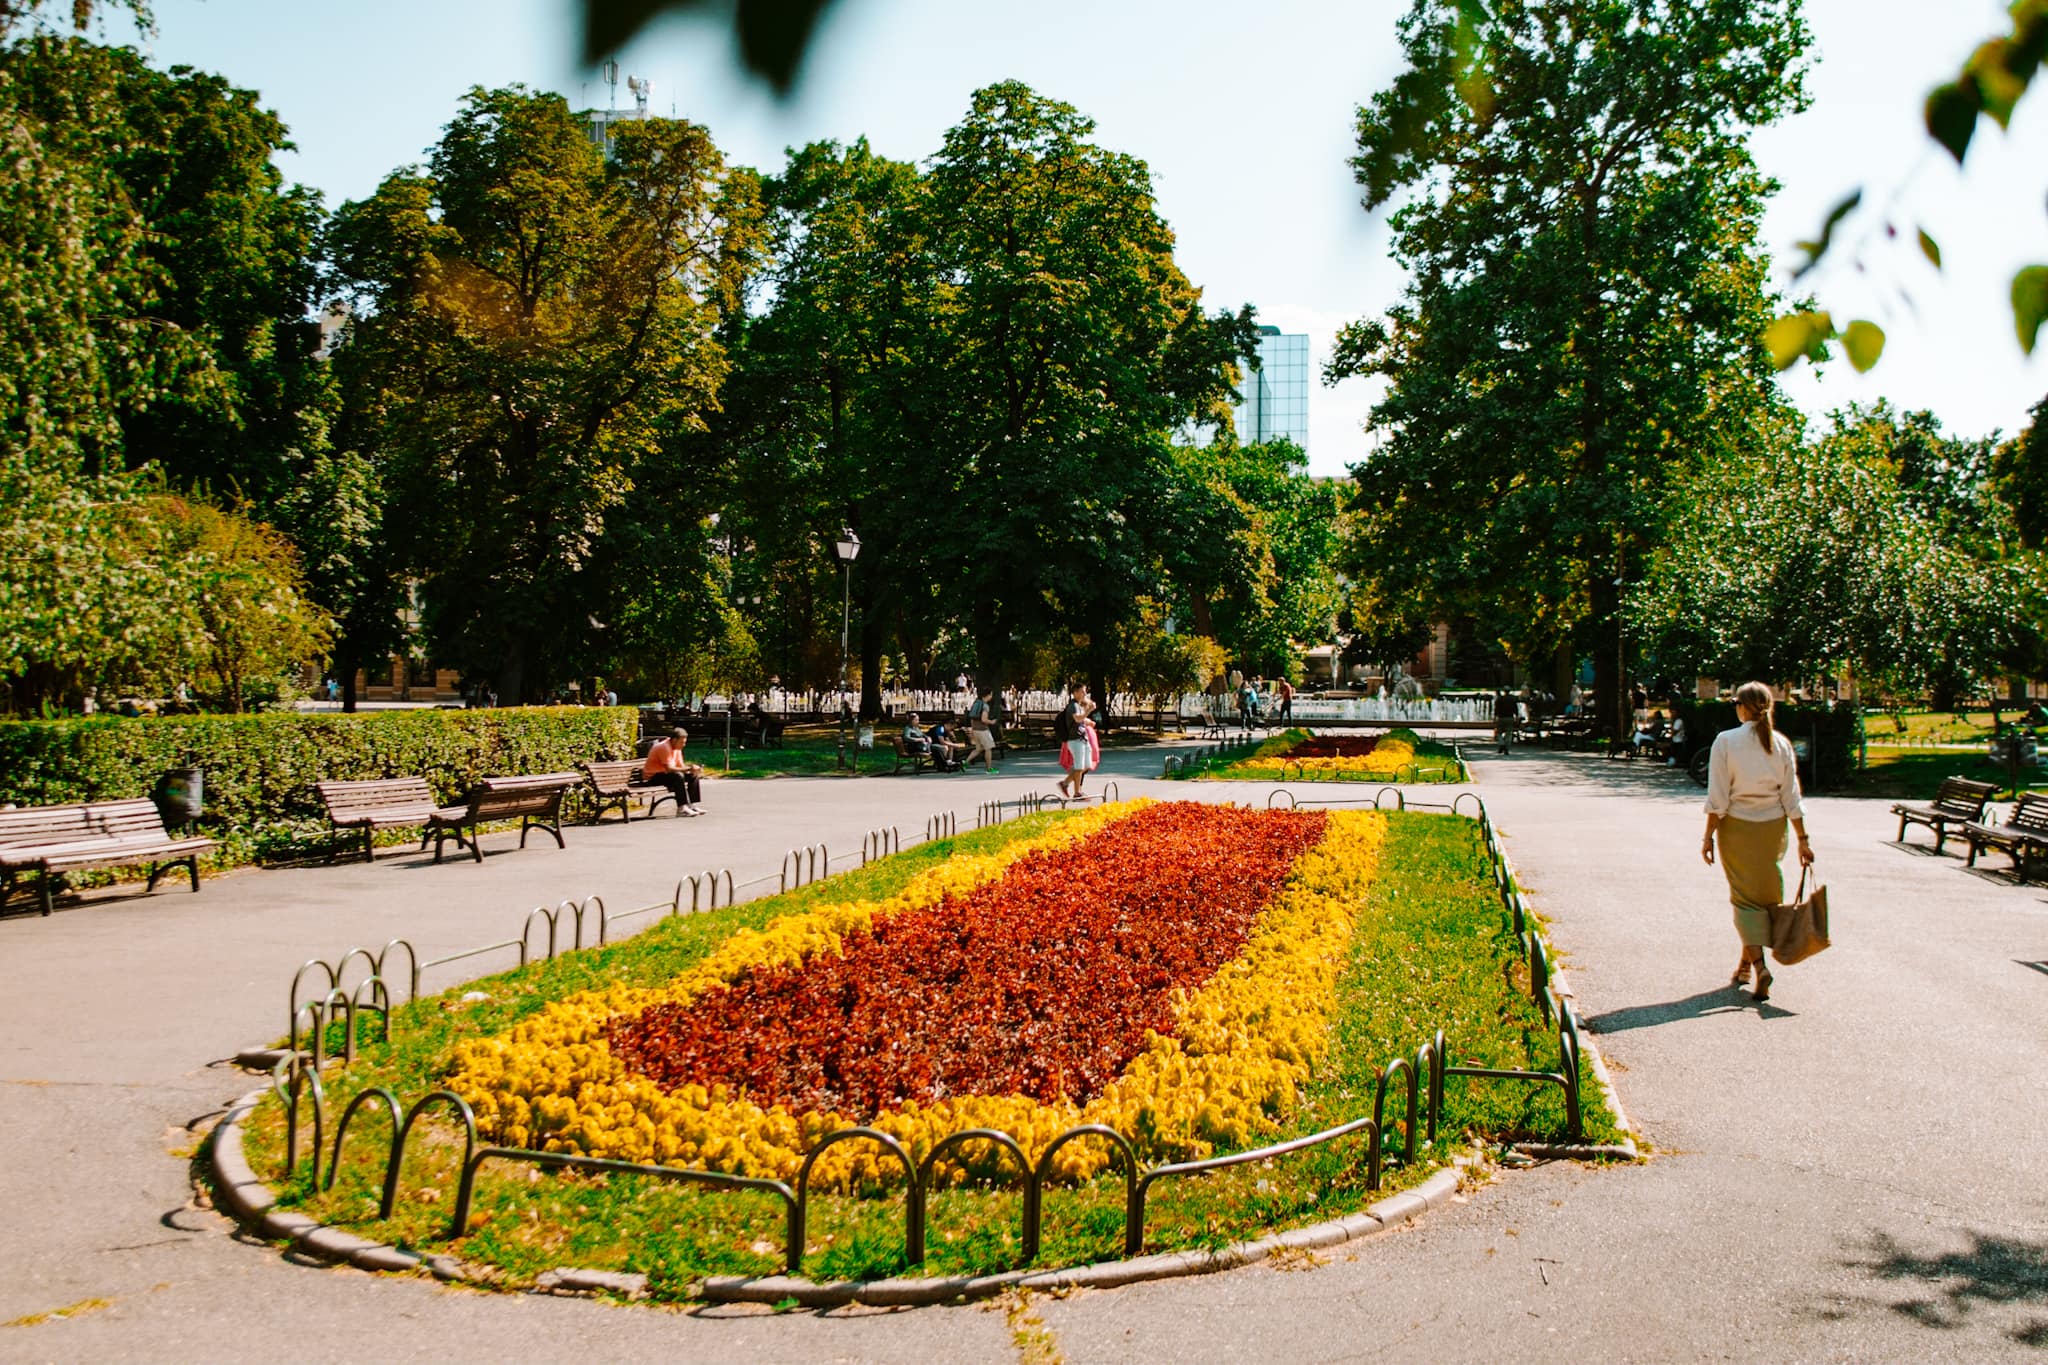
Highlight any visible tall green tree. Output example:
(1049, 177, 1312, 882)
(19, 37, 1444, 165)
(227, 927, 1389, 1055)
(327, 87, 764, 702)
(1632, 405, 2040, 706)
(919, 81, 1256, 710)
(1165, 440, 1343, 679)
(714, 137, 936, 717)
(5, 34, 328, 504)
(1335, 0, 1810, 733)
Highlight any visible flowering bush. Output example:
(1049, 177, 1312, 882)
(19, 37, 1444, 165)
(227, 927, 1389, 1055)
(446, 800, 1389, 1189)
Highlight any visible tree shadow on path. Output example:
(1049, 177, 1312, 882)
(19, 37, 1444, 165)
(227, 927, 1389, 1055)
(1581, 986, 1797, 1033)
(1819, 1230, 2048, 1347)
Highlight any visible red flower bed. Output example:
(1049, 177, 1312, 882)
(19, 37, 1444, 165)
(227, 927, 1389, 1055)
(607, 803, 1328, 1116)
(1287, 735, 1383, 759)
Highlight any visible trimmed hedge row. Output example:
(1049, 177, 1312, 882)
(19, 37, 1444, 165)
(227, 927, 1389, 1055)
(0, 707, 639, 870)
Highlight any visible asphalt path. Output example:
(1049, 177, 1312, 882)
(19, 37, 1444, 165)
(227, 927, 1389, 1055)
(2, 736, 2045, 1362)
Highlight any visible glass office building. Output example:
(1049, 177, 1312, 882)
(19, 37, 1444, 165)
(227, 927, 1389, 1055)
(1233, 326, 1310, 451)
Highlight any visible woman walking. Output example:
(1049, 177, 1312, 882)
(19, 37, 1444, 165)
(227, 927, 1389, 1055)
(1700, 681, 1813, 1002)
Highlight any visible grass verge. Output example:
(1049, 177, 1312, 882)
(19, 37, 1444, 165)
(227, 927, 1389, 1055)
(234, 808, 1615, 1298)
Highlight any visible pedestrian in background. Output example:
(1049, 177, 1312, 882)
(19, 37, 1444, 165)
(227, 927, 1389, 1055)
(1700, 681, 1812, 1003)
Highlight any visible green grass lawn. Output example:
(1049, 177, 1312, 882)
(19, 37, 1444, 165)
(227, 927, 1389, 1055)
(1860, 707, 2047, 747)
(234, 807, 1614, 1297)
(1843, 746, 2048, 801)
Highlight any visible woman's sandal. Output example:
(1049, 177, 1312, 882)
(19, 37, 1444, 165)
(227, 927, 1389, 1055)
(1752, 964, 1773, 1003)
(1729, 957, 1753, 989)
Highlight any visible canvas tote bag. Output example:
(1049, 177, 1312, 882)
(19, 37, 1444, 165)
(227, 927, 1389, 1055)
(1769, 866, 1830, 966)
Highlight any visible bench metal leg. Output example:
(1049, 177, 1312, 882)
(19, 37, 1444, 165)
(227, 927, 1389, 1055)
(39, 872, 53, 916)
(145, 857, 202, 894)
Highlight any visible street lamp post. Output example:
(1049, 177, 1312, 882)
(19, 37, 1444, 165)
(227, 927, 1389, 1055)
(834, 527, 861, 772)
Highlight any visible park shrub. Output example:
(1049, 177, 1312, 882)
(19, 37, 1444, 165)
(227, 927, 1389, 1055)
(1673, 699, 1860, 789)
(0, 707, 638, 868)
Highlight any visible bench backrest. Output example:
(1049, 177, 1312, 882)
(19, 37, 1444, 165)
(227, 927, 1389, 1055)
(454, 772, 579, 820)
(2008, 792, 2048, 834)
(1932, 777, 1999, 817)
(581, 759, 641, 792)
(0, 798, 168, 848)
(316, 777, 436, 814)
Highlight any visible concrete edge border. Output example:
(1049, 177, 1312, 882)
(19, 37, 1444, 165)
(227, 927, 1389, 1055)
(205, 1088, 1515, 1307)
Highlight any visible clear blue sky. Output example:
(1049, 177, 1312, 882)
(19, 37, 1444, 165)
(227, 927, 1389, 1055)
(131, 0, 2048, 475)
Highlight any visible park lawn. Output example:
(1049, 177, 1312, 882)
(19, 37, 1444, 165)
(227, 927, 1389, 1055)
(234, 808, 1612, 1297)
(1861, 708, 2048, 747)
(1845, 746, 2048, 801)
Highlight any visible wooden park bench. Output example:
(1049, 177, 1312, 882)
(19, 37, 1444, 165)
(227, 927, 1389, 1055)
(0, 798, 215, 916)
(579, 759, 681, 824)
(1962, 792, 2048, 883)
(315, 776, 440, 863)
(891, 735, 933, 774)
(1891, 776, 1999, 854)
(426, 772, 580, 863)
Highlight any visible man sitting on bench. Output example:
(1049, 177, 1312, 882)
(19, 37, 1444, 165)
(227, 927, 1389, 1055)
(642, 728, 706, 816)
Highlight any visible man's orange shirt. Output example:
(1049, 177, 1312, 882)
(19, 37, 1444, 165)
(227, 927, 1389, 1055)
(643, 738, 685, 779)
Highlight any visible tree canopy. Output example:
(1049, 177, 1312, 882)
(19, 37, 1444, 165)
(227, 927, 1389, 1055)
(1334, 0, 1810, 727)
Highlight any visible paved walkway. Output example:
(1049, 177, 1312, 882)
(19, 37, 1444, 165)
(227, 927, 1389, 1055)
(2, 741, 2045, 1361)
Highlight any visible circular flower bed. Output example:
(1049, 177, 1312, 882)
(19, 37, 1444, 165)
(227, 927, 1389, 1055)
(446, 800, 1388, 1187)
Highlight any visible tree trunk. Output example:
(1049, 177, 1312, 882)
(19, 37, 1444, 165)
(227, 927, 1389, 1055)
(1590, 573, 1626, 740)
(859, 615, 883, 721)
(500, 639, 527, 707)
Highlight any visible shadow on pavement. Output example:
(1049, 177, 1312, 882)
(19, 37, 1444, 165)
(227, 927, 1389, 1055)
(1467, 750, 1706, 802)
(1829, 1230, 2048, 1346)
(1581, 985, 1798, 1033)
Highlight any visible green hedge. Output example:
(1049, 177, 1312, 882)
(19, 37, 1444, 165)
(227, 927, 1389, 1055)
(0, 707, 639, 870)
(1674, 699, 1860, 790)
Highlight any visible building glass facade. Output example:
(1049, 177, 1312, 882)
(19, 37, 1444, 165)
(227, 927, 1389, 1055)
(1234, 326, 1310, 451)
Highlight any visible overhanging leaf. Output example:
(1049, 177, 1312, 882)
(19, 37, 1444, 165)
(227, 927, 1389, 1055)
(1840, 319, 1886, 373)
(580, 0, 840, 93)
(1926, 81, 1980, 164)
(1917, 228, 1942, 270)
(1765, 310, 1833, 371)
(1791, 189, 1861, 278)
(2015, 265, 2048, 354)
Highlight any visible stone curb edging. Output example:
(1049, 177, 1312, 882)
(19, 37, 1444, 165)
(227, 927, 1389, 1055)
(697, 1164, 1468, 1307)
(208, 1086, 468, 1284)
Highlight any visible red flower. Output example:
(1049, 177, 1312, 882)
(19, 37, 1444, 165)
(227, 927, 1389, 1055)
(607, 803, 1328, 1116)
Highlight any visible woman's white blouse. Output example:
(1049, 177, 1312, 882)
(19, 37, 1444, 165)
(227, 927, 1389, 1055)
(1704, 721, 1805, 822)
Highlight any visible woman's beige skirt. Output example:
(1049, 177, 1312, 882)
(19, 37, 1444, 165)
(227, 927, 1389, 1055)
(1717, 815, 1787, 946)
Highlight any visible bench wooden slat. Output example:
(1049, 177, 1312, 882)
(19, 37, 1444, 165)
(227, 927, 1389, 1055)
(0, 798, 211, 915)
(426, 774, 579, 863)
(1962, 792, 2048, 881)
(578, 760, 678, 823)
(313, 777, 441, 863)
(1892, 776, 1999, 853)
